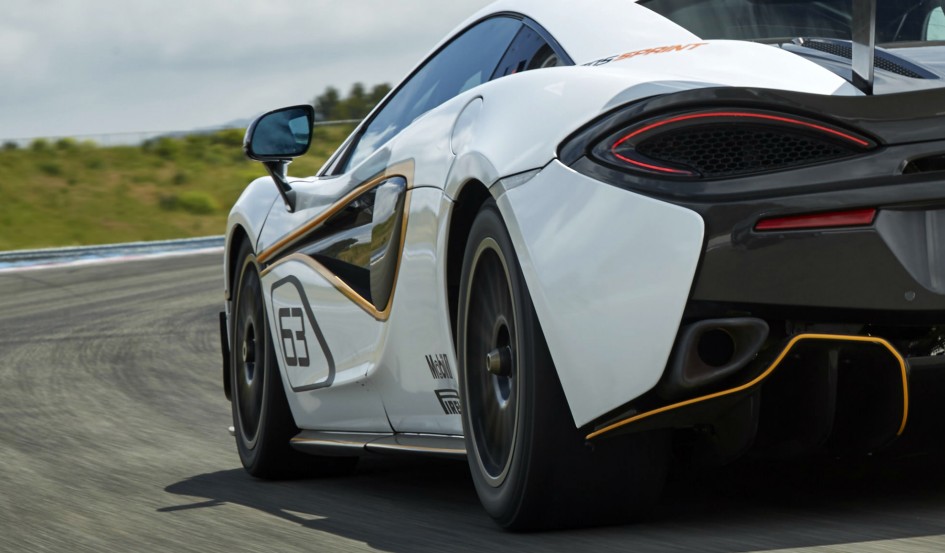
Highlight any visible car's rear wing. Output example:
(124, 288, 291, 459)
(851, 0, 877, 94)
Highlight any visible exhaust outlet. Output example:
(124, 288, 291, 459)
(658, 317, 769, 400)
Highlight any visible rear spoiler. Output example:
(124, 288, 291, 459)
(852, 0, 877, 94)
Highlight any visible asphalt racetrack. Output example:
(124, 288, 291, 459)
(3, 252, 945, 552)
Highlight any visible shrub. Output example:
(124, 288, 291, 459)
(172, 170, 190, 185)
(55, 138, 79, 151)
(160, 191, 219, 214)
(38, 161, 63, 176)
(144, 137, 183, 160)
(210, 128, 244, 148)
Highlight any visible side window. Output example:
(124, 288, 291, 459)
(342, 17, 522, 172)
(492, 25, 561, 79)
(927, 7, 945, 40)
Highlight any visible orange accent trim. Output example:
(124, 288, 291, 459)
(586, 334, 909, 441)
(257, 160, 415, 264)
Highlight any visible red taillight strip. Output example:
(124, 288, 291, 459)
(755, 208, 877, 231)
(612, 111, 873, 152)
(610, 151, 695, 175)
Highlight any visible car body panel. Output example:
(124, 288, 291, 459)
(440, 43, 856, 198)
(224, 0, 945, 455)
(498, 160, 705, 426)
(223, 177, 280, 300)
(368, 187, 466, 434)
(463, 0, 700, 65)
(260, 257, 391, 431)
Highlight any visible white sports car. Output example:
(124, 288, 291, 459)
(221, 0, 945, 529)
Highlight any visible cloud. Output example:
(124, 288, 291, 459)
(0, 0, 492, 138)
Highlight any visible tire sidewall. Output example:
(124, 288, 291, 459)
(458, 200, 539, 524)
(231, 246, 276, 472)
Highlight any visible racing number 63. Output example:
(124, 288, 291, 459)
(279, 307, 310, 367)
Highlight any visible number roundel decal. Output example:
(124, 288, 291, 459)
(269, 275, 335, 391)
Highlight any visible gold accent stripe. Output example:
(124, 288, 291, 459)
(260, 188, 412, 321)
(258, 161, 414, 321)
(262, 252, 391, 320)
(257, 160, 415, 264)
(586, 333, 909, 441)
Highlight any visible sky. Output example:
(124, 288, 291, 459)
(0, 0, 494, 141)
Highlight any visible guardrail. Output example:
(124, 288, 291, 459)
(1, 120, 362, 148)
(0, 236, 225, 269)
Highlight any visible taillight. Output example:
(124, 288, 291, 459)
(755, 208, 877, 231)
(592, 110, 875, 179)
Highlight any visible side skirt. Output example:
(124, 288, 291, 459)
(290, 430, 466, 460)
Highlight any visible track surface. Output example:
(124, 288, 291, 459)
(2, 253, 945, 552)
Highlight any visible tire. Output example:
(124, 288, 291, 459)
(230, 242, 357, 478)
(457, 199, 669, 530)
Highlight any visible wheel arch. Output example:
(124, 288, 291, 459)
(223, 224, 252, 401)
(226, 225, 252, 301)
(445, 180, 493, 347)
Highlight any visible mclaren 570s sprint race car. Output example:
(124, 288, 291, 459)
(220, 0, 945, 529)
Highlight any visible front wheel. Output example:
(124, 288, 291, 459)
(230, 242, 356, 478)
(457, 199, 669, 530)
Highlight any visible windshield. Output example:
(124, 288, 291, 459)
(640, 0, 945, 44)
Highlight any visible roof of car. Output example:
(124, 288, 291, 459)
(461, 0, 699, 64)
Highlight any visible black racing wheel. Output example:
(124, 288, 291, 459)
(231, 241, 356, 478)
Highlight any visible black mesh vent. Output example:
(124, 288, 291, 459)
(634, 125, 859, 178)
(876, 57, 926, 78)
(800, 41, 928, 79)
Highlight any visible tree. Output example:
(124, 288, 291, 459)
(369, 83, 391, 107)
(339, 83, 366, 120)
(312, 82, 392, 122)
(313, 86, 340, 122)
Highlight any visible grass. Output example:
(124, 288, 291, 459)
(0, 124, 355, 251)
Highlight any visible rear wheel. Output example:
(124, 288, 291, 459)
(231, 242, 356, 478)
(457, 200, 669, 530)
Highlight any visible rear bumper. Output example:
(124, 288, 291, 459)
(585, 174, 945, 445)
(687, 173, 945, 317)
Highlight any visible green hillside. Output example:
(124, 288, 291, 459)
(0, 124, 354, 251)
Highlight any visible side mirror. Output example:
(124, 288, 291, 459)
(243, 105, 315, 212)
